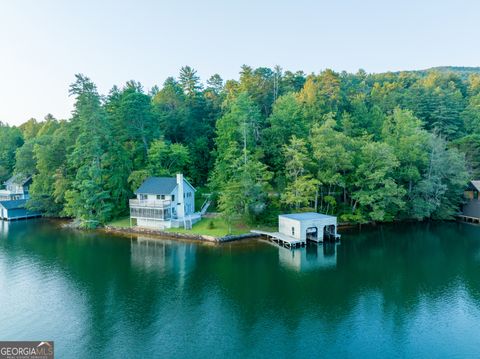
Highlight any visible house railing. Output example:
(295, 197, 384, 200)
(129, 199, 172, 208)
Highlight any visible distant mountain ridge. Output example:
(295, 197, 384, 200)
(401, 66, 480, 78)
(425, 66, 480, 73)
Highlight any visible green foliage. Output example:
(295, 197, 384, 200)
(207, 220, 215, 230)
(27, 124, 71, 216)
(62, 74, 131, 227)
(410, 135, 468, 220)
(263, 93, 307, 176)
(281, 136, 319, 209)
(218, 152, 272, 227)
(4, 66, 475, 226)
(147, 140, 190, 176)
(0, 123, 23, 182)
(350, 141, 406, 222)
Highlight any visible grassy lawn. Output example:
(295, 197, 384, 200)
(167, 217, 276, 237)
(106, 217, 132, 228)
(166, 217, 242, 237)
(107, 215, 276, 238)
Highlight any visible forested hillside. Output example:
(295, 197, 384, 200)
(0, 66, 478, 227)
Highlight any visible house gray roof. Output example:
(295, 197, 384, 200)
(470, 180, 480, 192)
(135, 177, 178, 195)
(4, 174, 31, 187)
(279, 212, 336, 221)
(0, 199, 27, 210)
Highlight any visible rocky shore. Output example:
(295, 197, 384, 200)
(101, 224, 262, 243)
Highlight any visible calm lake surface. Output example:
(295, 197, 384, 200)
(1, 220, 480, 358)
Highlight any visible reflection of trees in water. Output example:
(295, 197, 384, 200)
(335, 223, 480, 335)
(188, 222, 480, 338)
(4, 220, 480, 354)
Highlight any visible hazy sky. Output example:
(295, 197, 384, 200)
(1, 0, 479, 125)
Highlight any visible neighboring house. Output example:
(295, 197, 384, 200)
(129, 174, 200, 229)
(462, 180, 480, 219)
(0, 175, 40, 221)
(0, 175, 32, 201)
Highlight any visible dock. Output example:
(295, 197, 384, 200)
(457, 215, 480, 224)
(251, 230, 306, 249)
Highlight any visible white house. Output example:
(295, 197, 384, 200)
(0, 175, 40, 221)
(129, 174, 200, 229)
(278, 212, 339, 243)
(0, 175, 32, 201)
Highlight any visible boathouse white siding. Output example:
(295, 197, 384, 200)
(278, 213, 338, 242)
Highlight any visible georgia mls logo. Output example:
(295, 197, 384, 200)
(0, 341, 54, 359)
(37, 342, 52, 352)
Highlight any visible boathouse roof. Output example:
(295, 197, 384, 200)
(0, 199, 27, 210)
(279, 212, 336, 221)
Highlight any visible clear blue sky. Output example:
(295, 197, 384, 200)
(1, 0, 479, 125)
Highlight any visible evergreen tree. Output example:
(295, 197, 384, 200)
(63, 74, 130, 227)
(281, 136, 318, 209)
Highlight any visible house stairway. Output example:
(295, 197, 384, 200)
(200, 196, 212, 215)
(184, 216, 193, 230)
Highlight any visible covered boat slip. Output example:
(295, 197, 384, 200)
(252, 212, 341, 249)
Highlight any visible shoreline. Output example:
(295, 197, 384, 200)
(48, 216, 462, 244)
(101, 224, 263, 243)
(100, 221, 364, 243)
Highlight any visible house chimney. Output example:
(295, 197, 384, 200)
(176, 174, 185, 218)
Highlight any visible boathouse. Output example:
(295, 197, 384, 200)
(0, 200, 40, 221)
(279, 213, 339, 243)
(460, 180, 480, 223)
(252, 212, 340, 248)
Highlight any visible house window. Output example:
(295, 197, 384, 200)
(156, 195, 161, 200)
(172, 195, 175, 201)
(291, 227, 295, 236)
(140, 194, 147, 200)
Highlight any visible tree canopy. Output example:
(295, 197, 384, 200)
(0, 66, 475, 227)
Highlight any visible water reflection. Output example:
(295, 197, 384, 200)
(278, 242, 339, 271)
(0, 220, 9, 237)
(3, 220, 480, 357)
(130, 237, 197, 279)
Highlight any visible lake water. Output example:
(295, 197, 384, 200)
(1, 219, 480, 358)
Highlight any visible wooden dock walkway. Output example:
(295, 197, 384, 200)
(251, 230, 306, 249)
(457, 215, 480, 224)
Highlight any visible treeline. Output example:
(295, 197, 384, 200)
(0, 66, 478, 227)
